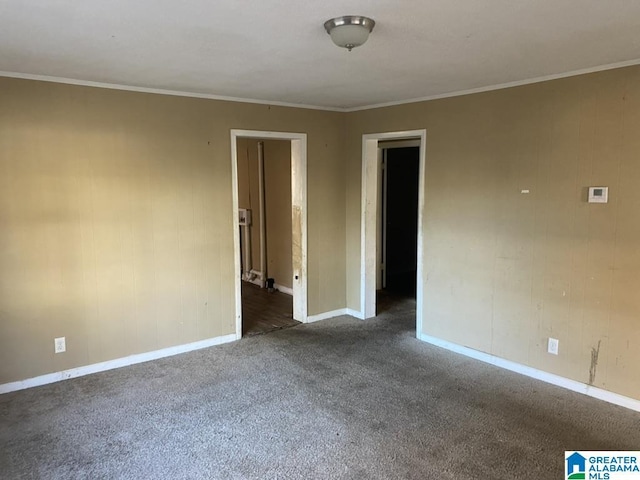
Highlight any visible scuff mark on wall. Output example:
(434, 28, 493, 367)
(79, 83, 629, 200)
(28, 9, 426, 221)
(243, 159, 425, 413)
(589, 340, 601, 386)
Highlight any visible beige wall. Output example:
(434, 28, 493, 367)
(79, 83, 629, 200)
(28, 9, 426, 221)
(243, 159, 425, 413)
(0, 77, 346, 384)
(3, 65, 640, 403)
(236, 138, 292, 289)
(345, 65, 640, 401)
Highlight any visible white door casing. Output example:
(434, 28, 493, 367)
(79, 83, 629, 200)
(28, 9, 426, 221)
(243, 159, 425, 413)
(360, 130, 426, 338)
(231, 130, 308, 339)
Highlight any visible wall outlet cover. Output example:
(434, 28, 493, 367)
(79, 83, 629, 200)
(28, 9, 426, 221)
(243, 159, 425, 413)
(54, 337, 66, 354)
(548, 337, 559, 355)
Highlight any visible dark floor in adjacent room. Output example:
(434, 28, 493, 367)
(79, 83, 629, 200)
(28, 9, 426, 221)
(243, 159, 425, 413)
(1, 305, 639, 479)
(376, 289, 416, 317)
(241, 281, 298, 336)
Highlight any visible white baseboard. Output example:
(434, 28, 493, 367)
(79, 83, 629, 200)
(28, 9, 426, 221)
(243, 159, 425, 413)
(0, 333, 237, 395)
(242, 277, 263, 287)
(306, 308, 350, 323)
(306, 308, 363, 323)
(418, 332, 640, 413)
(274, 283, 293, 296)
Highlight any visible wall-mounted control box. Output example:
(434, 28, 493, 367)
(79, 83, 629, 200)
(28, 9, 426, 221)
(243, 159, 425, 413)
(588, 187, 608, 203)
(238, 208, 252, 226)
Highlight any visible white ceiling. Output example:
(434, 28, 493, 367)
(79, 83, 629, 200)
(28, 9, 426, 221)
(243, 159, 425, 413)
(1, 0, 640, 110)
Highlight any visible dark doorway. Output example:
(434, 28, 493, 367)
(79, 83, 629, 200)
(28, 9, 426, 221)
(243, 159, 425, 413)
(382, 146, 419, 296)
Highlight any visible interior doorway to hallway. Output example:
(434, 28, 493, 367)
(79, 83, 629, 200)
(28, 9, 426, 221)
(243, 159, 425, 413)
(230, 130, 308, 339)
(361, 130, 426, 338)
(379, 142, 420, 299)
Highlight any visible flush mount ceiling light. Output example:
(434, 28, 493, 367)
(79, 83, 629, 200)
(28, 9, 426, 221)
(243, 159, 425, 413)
(324, 16, 375, 51)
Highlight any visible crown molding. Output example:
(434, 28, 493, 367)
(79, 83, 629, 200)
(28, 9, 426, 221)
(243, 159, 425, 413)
(343, 58, 640, 112)
(0, 71, 344, 112)
(2, 58, 640, 113)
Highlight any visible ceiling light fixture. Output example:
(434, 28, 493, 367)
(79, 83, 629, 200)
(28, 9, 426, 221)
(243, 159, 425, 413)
(324, 16, 375, 52)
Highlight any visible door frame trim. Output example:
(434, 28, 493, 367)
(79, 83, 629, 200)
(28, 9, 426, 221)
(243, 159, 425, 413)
(360, 130, 426, 337)
(231, 130, 308, 339)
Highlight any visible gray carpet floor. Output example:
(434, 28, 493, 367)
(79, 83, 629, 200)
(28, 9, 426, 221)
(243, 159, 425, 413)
(1, 297, 639, 479)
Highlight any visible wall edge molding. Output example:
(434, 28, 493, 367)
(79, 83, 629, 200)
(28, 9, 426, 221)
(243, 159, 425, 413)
(306, 308, 349, 323)
(3, 59, 640, 113)
(307, 308, 363, 321)
(0, 71, 344, 112)
(418, 333, 640, 413)
(346, 308, 365, 320)
(242, 277, 263, 288)
(0, 333, 237, 395)
(273, 283, 293, 296)
(344, 58, 640, 112)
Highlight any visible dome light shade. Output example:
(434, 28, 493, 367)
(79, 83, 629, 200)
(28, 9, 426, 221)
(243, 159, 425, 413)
(324, 16, 375, 51)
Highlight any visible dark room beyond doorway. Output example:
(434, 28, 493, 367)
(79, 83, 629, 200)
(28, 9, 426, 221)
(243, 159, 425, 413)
(381, 146, 420, 297)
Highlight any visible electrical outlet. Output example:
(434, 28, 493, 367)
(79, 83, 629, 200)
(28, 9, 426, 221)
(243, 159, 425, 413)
(548, 337, 559, 355)
(54, 337, 66, 354)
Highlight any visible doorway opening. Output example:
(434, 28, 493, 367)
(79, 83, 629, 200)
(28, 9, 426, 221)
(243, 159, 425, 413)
(378, 141, 420, 313)
(231, 130, 308, 339)
(361, 130, 426, 338)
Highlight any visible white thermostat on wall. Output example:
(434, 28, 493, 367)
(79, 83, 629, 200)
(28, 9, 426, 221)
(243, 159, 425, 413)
(588, 186, 608, 204)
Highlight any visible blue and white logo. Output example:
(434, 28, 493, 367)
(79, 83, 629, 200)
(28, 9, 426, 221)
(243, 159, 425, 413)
(567, 452, 587, 479)
(565, 451, 640, 479)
